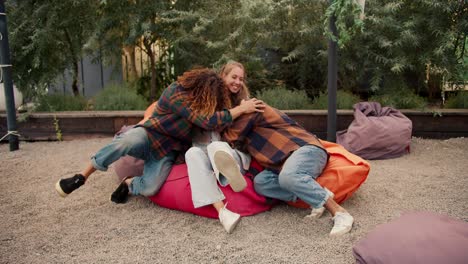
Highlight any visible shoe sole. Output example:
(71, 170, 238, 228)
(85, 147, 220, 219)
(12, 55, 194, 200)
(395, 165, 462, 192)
(305, 207, 326, 219)
(329, 214, 354, 237)
(329, 225, 353, 237)
(55, 181, 68, 198)
(226, 216, 241, 234)
(213, 151, 247, 192)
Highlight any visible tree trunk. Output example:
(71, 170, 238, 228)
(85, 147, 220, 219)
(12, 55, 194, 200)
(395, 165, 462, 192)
(71, 60, 79, 96)
(123, 45, 138, 81)
(144, 40, 157, 101)
(63, 29, 80, 96)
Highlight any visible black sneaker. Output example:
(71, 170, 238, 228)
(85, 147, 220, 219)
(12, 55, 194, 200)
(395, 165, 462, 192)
(110, 181, 129, 204)
(55, 174, 86, 197)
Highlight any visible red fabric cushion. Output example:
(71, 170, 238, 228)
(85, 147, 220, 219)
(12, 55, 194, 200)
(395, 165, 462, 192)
(148, 163, 272, 219)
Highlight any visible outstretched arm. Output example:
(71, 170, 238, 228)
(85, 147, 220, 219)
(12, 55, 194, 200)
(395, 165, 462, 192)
(163, 85, 264, 130)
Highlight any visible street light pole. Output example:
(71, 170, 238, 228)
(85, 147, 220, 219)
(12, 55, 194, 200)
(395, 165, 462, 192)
(327, 0, 338, 142)
(0, 0, 19, 151)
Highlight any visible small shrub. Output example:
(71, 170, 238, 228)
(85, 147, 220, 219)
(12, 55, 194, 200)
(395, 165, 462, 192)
(369, 88, 427, 109)
(35, 94, 87, 112)
(255, 86, 313, 109)
(93, 83, 148, 111)
(445, 91, 468, 108)
(132, 75, 151, 99)
(311, 90, 361, 109)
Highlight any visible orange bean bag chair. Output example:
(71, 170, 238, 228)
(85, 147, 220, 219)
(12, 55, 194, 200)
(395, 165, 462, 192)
(287, 140, 370, 208)
(138, 101, 157, 125)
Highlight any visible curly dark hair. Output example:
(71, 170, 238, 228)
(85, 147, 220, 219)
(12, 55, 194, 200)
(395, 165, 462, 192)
(177, 68, 232, 116)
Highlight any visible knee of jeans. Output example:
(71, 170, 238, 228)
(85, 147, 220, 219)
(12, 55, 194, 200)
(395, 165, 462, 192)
(253, 173, 268, 186)
(185, 147, 205, 161)
(253, 179, 267, 195)
(253, 174, 270, 193)
(115, 134, 145, 152)
(139, 185, 159, 197)
(278, 173, 300, 191)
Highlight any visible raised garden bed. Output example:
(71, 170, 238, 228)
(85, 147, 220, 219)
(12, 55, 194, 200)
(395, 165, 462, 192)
(1, 109, 467, 141)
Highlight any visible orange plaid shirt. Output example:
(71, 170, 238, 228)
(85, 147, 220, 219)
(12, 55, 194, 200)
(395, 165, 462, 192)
(223, 105, 326, 173)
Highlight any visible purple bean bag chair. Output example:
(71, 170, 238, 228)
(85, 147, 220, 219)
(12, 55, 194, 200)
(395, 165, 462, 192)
(353, 211, 468, 264)
(337, 102, 412, 160)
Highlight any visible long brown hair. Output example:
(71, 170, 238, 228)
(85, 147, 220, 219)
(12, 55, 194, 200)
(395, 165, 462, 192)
(177, 68, 231, 116)
(219, 61, 251, 106)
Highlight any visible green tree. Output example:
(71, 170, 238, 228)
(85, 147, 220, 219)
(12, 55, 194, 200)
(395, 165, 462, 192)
(169, 0, 275, 93)
(261, 0, 329, 97)
(339, 0, 467, 100)
(7, 0, 98, 98)
(94, 0, 182, 101)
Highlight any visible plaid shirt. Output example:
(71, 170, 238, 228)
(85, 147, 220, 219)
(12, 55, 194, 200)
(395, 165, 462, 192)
(139, 82, 232, 160)
(223, 105, 326, 174)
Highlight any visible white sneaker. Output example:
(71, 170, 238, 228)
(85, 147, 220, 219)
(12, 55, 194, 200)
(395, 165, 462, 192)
(305, 188, 335, 219)
(213, 150, 247, 192)
(219, 205, 241, 234)
(306, 207, 326, 219)
(330, 212, 354, 236)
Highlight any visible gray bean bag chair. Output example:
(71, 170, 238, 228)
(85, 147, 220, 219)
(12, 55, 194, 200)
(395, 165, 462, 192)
(337, 102, 412, 160)
(353, 211, 468, 264)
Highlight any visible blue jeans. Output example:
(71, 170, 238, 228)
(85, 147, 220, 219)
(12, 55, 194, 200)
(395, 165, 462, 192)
(253, 145, 329, 208)
(91, 127, 176, 196)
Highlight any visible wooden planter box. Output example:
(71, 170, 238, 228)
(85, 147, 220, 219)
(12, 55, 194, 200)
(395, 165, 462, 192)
(1, 109, 468, 141)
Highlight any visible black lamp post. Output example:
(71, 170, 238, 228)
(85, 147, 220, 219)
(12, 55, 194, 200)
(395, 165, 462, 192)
(0, 0, 19, 151)
(327, 0, 338, 142)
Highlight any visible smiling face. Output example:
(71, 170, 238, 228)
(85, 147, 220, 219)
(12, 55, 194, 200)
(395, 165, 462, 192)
(222, 66, 245, 94)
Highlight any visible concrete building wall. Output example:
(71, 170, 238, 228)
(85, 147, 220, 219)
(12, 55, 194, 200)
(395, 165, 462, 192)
(48, 54, 123, 98)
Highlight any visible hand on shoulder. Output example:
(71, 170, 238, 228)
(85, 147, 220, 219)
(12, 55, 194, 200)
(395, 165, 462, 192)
(239, 98, 266, 114)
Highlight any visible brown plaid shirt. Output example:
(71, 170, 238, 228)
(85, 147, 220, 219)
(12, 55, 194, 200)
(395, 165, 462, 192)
(223, 105, 326, 173)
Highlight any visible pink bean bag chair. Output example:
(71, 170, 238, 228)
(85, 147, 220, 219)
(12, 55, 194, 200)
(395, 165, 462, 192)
(148, 161, 271, 218)
(114, 149, 271, 219)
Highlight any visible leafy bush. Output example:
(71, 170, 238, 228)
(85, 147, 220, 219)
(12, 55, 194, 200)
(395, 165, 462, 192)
(35, 94, 87, 112)
(369, 88, 427, 109)
(311, 90, 361, 109)
(255, 86, 313, 110)
(93, 83, 148, 111)
(445, 91, 468, 108)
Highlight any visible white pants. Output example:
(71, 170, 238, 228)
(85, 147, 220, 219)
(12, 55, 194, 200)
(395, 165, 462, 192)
(186, 141, 249, 208)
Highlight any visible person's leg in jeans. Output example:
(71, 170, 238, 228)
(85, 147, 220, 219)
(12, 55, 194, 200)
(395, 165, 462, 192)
(186, 146, 241, 234)
(91, 127, 151, 172)
(56, 127, 150, 197)
(254, 145, 354, 236)
(128, 151, 176, 196)
(111, 149, 176, 203)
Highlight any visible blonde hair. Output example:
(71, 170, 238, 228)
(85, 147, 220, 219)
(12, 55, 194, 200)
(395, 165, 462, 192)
(177, 68, 231, 116)
(219, 61, 250, 106)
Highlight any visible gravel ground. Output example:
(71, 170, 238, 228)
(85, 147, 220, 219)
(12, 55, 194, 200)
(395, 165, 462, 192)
(0, 137, 467, 264)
